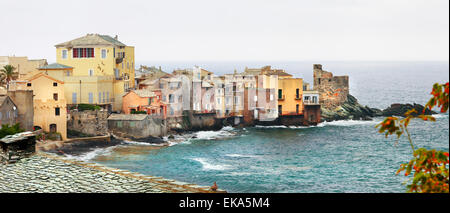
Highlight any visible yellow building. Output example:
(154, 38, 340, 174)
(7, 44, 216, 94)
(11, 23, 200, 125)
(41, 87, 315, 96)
(278, 77, 303, 116)
(9, 72, 67, 140)
(54, 34, 135, 112)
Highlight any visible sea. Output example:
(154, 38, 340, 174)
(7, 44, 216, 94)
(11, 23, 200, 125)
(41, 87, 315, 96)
(71, 61, 449, 193)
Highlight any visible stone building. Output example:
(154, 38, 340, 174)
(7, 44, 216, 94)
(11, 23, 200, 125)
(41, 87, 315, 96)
(313, 64, 349, 109)
(6, 90, 34, 131)
(9, 72, 68, 140)
(0, 95, 18, 127)
(107, 114, 167, 139)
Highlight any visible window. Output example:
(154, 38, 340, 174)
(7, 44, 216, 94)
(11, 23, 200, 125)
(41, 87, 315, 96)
(73, 48, 94, 58)
(72, 93, 77, 104)
(106, 92, 109, 102)
(62, 50, 67, 59)
(55, 107, 60, 116)
(27, 83, 32, 87)
(217, 98, 221, 104)
(278, 89, 283, 99)
(53, 82, 58, 87)
(178, 95, 182, 103)
(270, 94, 274, 101)
(88, 93, 93, 104)
(101, 49, 107, 59)
(127, 62, 129, 69)
(148, 98, 152, 105)
(53, 93, 58, 101)
(113, 48, 115, 57)
(98, 92, 102, 103)
(296, 104, 299, 114)
(254, 95, 257, 102)
(89, 69, 94, 76)
(278, 105, 282, 115)
(169, 94, 174, 103)
(117, 121, 122, 128)
(66, 71, 71, 76)
(103, 92, 105, 103)
(296, 89, 300, 99)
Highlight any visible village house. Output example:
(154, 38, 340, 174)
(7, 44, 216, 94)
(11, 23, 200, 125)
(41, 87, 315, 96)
(53, 34, 135, 112)
(9, 72, 67, 140)
(0, 56, 47, 79)
(122, 89, 166, 118)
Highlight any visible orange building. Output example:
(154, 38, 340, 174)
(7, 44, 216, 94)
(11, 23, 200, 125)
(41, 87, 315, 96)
(122, 90, 166, 118)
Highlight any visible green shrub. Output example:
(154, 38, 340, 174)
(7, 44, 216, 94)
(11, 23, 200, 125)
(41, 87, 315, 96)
(0, 123, 25, 139)
(131, 110, 147, 114)
(72, 104, 101, 111)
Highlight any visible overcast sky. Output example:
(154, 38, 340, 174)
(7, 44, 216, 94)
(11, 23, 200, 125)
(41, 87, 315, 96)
(0, 0, 448, 63)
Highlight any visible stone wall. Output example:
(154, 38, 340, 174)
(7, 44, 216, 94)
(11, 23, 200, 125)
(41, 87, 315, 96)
(181, 111, 224, 131)
(67, 110, 109, 136)
(7, 90, 34, 131)
(107, 114, 167, 140)
(313, 64, 349, 109)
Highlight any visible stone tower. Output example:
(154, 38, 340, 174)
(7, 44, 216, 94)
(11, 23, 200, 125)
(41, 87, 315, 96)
(313, 64, 349, 109)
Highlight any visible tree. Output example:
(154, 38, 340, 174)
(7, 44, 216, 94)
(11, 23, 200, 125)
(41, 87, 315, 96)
(376, 82, 449, 193)
(0, 65, 17, 87)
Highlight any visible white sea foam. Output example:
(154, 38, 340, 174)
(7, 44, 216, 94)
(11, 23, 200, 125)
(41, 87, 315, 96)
(63, 146, 116, 161)
(319, 119, 380, 127)
(122, 140, 166, 146)
(192, 158, 233, 170)
(433, 113, 449, 119)
(254, 125, 288, 129)
(225, 154, 259, 158)
(194, 127, 235, 140)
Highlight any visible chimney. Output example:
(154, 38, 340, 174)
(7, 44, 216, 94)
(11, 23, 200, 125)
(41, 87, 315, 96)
(114, 35, 118, 40)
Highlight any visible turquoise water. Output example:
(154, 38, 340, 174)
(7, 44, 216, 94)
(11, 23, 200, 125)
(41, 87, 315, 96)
(88, 61, 448, 193)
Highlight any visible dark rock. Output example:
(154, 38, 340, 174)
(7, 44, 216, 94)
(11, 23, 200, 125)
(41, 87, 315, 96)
(168, 135, 175, 139)
(381, 103, 436, 117)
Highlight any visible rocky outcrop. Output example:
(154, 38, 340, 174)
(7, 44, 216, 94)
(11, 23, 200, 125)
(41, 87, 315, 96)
(321, 94, 381, 121)
(381, 103, 436, 117)
(321, 94, 437, 122)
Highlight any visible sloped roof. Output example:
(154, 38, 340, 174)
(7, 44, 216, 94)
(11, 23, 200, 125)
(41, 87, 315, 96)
(55, 34, 126, 48)
(0, 96, 17, 109)
(21, 71, 64, 84)
(38, 63, 73, 70)
(126, 90, 157, 98)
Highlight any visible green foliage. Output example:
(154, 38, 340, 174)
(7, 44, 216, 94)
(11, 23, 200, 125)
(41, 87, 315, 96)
(131, 110, 147, 114)
(376, 82, 449, 193)
(397, 148, 449, 193)
(71, 104, 101, 111)
(0, 123, 25, 139)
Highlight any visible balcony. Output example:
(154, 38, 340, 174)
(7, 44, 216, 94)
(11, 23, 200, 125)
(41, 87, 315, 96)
(115, 57, 124, 64)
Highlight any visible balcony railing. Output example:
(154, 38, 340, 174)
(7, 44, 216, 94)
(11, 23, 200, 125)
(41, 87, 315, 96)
(303, 100, 320, 105)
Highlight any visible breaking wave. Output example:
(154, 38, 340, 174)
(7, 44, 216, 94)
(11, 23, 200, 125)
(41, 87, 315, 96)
(191, 158, 233, 170)
(194, 126, 236, 140)
(63, 146, 116, 161)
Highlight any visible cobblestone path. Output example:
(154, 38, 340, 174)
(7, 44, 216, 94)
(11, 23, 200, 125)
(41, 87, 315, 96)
(0, 153, 225, 193)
